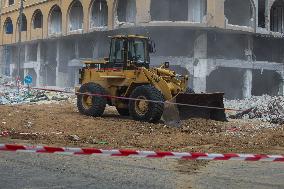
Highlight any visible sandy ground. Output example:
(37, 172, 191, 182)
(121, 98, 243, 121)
(0, 101, 284, 154)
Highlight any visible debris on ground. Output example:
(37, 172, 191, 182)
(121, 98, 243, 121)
(0, 85, 72, 105)
(68, 135, 80, 142)
(0, 74, 13, 86)
(1, 102, 283, 154)
(225, 95, 284, 124)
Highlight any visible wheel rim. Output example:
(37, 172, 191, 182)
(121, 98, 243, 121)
(134, 96, 149, 116)
(82, 95, 92, 109)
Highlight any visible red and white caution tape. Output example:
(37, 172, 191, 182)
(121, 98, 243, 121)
(0, 83, 242, 112)
(0, 144, 283, 162)
(0, 131, 9, 137)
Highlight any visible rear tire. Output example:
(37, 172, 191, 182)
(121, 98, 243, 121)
(77, 83, 107, 117)
(129, 85, 164, 123)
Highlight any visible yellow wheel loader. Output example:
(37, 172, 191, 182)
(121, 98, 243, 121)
(76, 35, 226, 123)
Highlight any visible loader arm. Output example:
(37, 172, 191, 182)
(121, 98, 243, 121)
(140, 67, 173, 100)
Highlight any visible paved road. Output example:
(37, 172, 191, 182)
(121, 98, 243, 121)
(1, 152, 284, 189)
(192, 161, 284, 189)
(0, 152, 190, 189)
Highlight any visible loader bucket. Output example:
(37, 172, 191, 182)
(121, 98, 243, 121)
(175, 93, 227, 121)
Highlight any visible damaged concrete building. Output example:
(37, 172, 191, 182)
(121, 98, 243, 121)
(1, 0, 284, 99)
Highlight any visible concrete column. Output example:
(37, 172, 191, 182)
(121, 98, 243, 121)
(36, 43, 41, 62)
(56, 40, 60, 87)
(193, 32, 207, 93)
(279, 80, 284, 96)
(278, 73, 284, 96)
(242, 36, 253, 99)
(242, 69, 252, 99)
(23, 69, 28, 79)
(136, 0, 151, 23)
(207, 0, 225, 27)
(35, 42, 42, 86)
(24, 44, 28, 62)
(56, 40, 69, 87)
(92, 41, 99, 59)
(74, 40, 80, 86)
(23, 45, 28, 79)
(265, 0, 270, 30)
(0, 47, 4, 75)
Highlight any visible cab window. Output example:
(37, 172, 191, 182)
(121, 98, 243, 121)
(128, 39, 148, 64)
(109, 39, 126, 63)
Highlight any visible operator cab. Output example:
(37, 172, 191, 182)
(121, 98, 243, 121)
(108, 35, 155, 69)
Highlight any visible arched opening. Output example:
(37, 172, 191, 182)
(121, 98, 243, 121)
(270, 0, 284, 33)
(17, 13, 27, 31)
(150, 0, 206, 22)
(207, 67, 244, 100)
(48, 5, 62, 34)
(4, 17, 13, 34)
(224, 0, 254, 27)
(8, 0, 14, 6)
(252, 70, 281, 96)
(258, 0, 266, 28)
(68, 0, 84, 31)
(90, 0, 108, 28)
(117, 0, 136, 23)
(32, 9, 43, 29)
(44, 42, 57, 86)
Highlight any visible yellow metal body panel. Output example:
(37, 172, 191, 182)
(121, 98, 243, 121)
(110, 35, 149, 40)
(83, 59, 107, 65)
(81, 66, 189, 106)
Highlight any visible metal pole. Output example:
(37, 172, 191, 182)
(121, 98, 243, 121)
(17, 0, 24, 93)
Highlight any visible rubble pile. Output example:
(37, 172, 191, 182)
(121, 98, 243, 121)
(0, 87, 72, 105)
(0, 74, 12, 85)
(225, 95, 284, 124)
(0, 75, 72, 105)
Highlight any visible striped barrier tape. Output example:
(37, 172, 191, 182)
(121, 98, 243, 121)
(0, 144, 283, 162)
(1, 83, 242, 112)
(0, 131, 9, 137)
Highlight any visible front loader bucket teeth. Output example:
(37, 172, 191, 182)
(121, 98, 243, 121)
(175, 93, 227, 121)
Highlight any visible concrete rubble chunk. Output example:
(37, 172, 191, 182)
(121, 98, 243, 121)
(226, 95, 284, 124)
(68, 135, 80, 141)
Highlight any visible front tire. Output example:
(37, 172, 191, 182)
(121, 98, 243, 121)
(77, 83, 107, 117)
(129, 85, 164, 123)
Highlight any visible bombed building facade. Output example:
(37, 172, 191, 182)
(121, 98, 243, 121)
(0, 0, 284, 99)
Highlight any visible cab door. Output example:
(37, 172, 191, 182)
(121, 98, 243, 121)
(109, 38, 127, 69)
